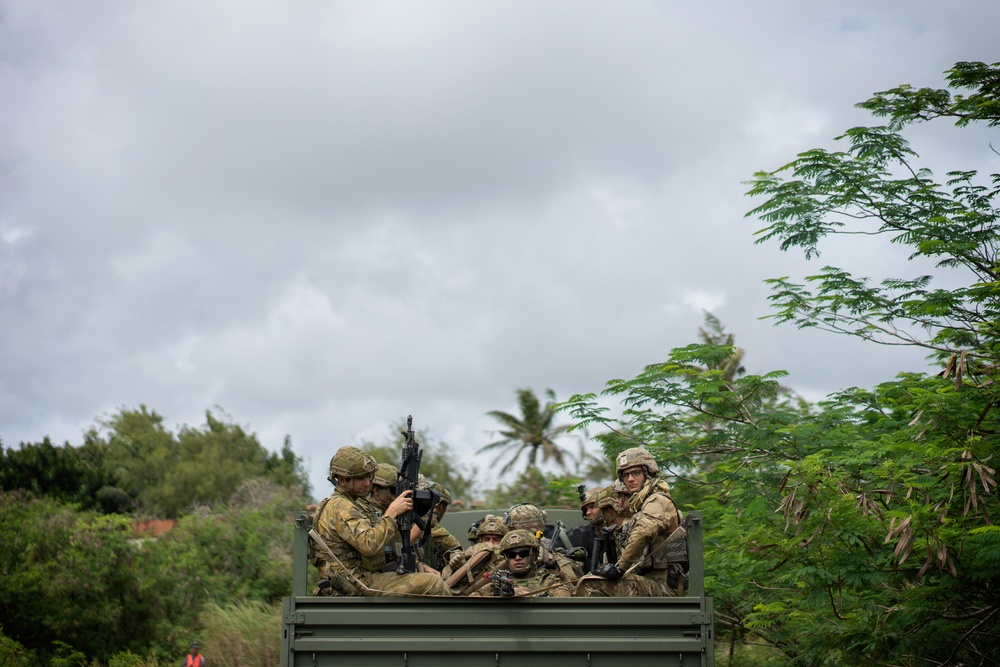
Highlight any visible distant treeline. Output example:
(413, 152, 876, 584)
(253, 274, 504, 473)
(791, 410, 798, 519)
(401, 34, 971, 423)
(0, 406, 311, 518)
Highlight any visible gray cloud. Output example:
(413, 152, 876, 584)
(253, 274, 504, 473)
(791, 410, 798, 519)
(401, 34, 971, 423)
(2, 0, 996, 496)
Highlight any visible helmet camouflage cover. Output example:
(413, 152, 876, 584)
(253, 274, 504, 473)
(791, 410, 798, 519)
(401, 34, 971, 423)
(580, 488, 599, 514)
(499, 529, 539, 553)
(595, 486, 619, 512)
(372, 463, 398, 488)
(328, 446, 376, 482)
(616, 447, 659, 477)
(504, 503, 547, 531)
(476, 515, 507, 540)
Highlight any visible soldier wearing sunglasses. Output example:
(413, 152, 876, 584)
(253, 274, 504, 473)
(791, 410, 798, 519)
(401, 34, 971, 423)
(473, 530, 574, 597)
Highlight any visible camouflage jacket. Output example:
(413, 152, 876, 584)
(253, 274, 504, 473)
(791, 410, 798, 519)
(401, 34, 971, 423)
(618, 478, 678, 572)
(355, 496, 401, 570)
(474, 566, 574, 597)
(315, 488, 398, 579)
(420, 524, 462, 571)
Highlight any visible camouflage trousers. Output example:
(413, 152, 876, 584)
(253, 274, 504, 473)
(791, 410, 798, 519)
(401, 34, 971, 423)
(573, 571, 678, 597)
(362, 571, 451, 597)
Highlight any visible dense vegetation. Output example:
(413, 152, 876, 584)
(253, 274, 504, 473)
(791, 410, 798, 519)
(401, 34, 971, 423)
(565, 61, 1000, 666)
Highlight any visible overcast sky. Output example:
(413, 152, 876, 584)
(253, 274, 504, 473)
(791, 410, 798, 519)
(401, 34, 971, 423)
(2, 1, 998, 499)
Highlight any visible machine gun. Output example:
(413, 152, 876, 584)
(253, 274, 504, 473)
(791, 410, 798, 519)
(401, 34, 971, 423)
(484, 569, 516, 597)
(395, 415, 441, 573)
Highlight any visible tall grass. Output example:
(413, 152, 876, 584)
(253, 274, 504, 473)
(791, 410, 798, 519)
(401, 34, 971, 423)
(197, 600, 281, 667)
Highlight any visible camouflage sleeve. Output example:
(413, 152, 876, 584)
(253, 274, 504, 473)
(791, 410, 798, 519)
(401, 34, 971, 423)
(321, 497, 398, 557)
(432, 525, 463, 555)
(618, 492, 678, 569)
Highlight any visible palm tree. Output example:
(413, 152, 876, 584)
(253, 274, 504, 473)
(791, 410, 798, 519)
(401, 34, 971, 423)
(478, 388, 573, 476)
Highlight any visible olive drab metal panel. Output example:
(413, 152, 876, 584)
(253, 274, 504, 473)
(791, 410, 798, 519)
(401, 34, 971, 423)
(283, 511, 714, 667)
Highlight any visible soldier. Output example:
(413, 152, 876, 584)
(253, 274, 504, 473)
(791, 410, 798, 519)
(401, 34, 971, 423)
(420, 481, 463, 571)
(314, 446, 450, 596)
(474, 530, 574, 597)
(355, 462, 405, 571)
(575, 447, 681, 597)
(504, 503, 583, 580)
(442, 515, 507, 594)
(588, 486, 627, 570)
(571, 488, 604, 574)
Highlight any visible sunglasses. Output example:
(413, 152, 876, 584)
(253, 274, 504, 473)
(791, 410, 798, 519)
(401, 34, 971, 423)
(503, 548, 532, 560)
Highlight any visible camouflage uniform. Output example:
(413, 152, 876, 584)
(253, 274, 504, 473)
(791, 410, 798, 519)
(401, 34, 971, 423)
(473, 530, 574, 597)
(504, 503, 583, 581)
(315, 447, 449, 596)
(442, 515, 506, 588)
(355, 463, 402, 571)
(417, 481, 462, 571)
(421, 524, 463, 571)
(576, 448, 680, 598)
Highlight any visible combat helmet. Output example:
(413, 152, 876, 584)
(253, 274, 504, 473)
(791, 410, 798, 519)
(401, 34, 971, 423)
(616, 447, 659, 480)
(499, 528, 540, 554)
(467, 517, 485, 542)
(476, 515, 507, 541)
(327, 446, 376, 483)
(504, 503, 547, 532)
(372, 463, 398, 488)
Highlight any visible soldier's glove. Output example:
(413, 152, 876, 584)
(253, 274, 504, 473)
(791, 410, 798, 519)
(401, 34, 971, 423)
(594, 563, 625, 581)
(447, 551, 467, 571)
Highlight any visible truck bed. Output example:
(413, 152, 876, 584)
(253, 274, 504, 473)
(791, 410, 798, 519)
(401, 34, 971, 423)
(281, 511, 714, 667)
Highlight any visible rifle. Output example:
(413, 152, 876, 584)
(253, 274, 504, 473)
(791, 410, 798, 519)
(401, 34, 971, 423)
(590, 529, 604, 573)
(601, 525, 619, 566)
(484, 569, 516, 597)
(395, 415, 441, 574)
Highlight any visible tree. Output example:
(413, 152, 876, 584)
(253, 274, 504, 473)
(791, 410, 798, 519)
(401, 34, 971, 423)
(0, 437, 116, 510)
(478, 388, 575, 476)
(86, 406, 310, 517)
(564, 61, 1000, 666)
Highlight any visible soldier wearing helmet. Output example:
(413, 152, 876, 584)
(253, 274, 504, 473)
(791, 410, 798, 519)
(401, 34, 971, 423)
(419, 481, 462, 571)
(313, 446, 450, 597)
(503, 503, 583, 580)
(441, 515, 507, 594)
(575, 447, 681, 597)
(354, 462, 406, 572)
(473, 530, 574, 597)
(581, 488, 604, 529)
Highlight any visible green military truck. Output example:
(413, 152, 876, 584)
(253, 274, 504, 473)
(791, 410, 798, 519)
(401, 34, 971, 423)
(280, 509, 714, 667)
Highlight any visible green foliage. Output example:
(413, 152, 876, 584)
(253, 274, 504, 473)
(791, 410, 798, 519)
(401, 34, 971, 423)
(563, 61, 1000, 666)
(0, 480, 302, 666)
(0, 492, 149, 662)
(479, 388, 576, 476)
(197, 600, 281, 667)
(86, 406, 310, 518)
(0, 437, 116, 511)
(360, 419, 477, 502)
(483, 466, 581, 508)
(0, 629, 37, 667)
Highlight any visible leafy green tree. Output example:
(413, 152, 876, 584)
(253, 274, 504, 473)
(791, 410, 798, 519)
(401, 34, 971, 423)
(483, 466, 581, 509)
(359, 420, 477, 502)
(87, 406, 310, 517)
(564, 61, 1000, 666)
(0, 437, 117, 511)
(478, 388, 575, 476)
(0, 491, 151, 663)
